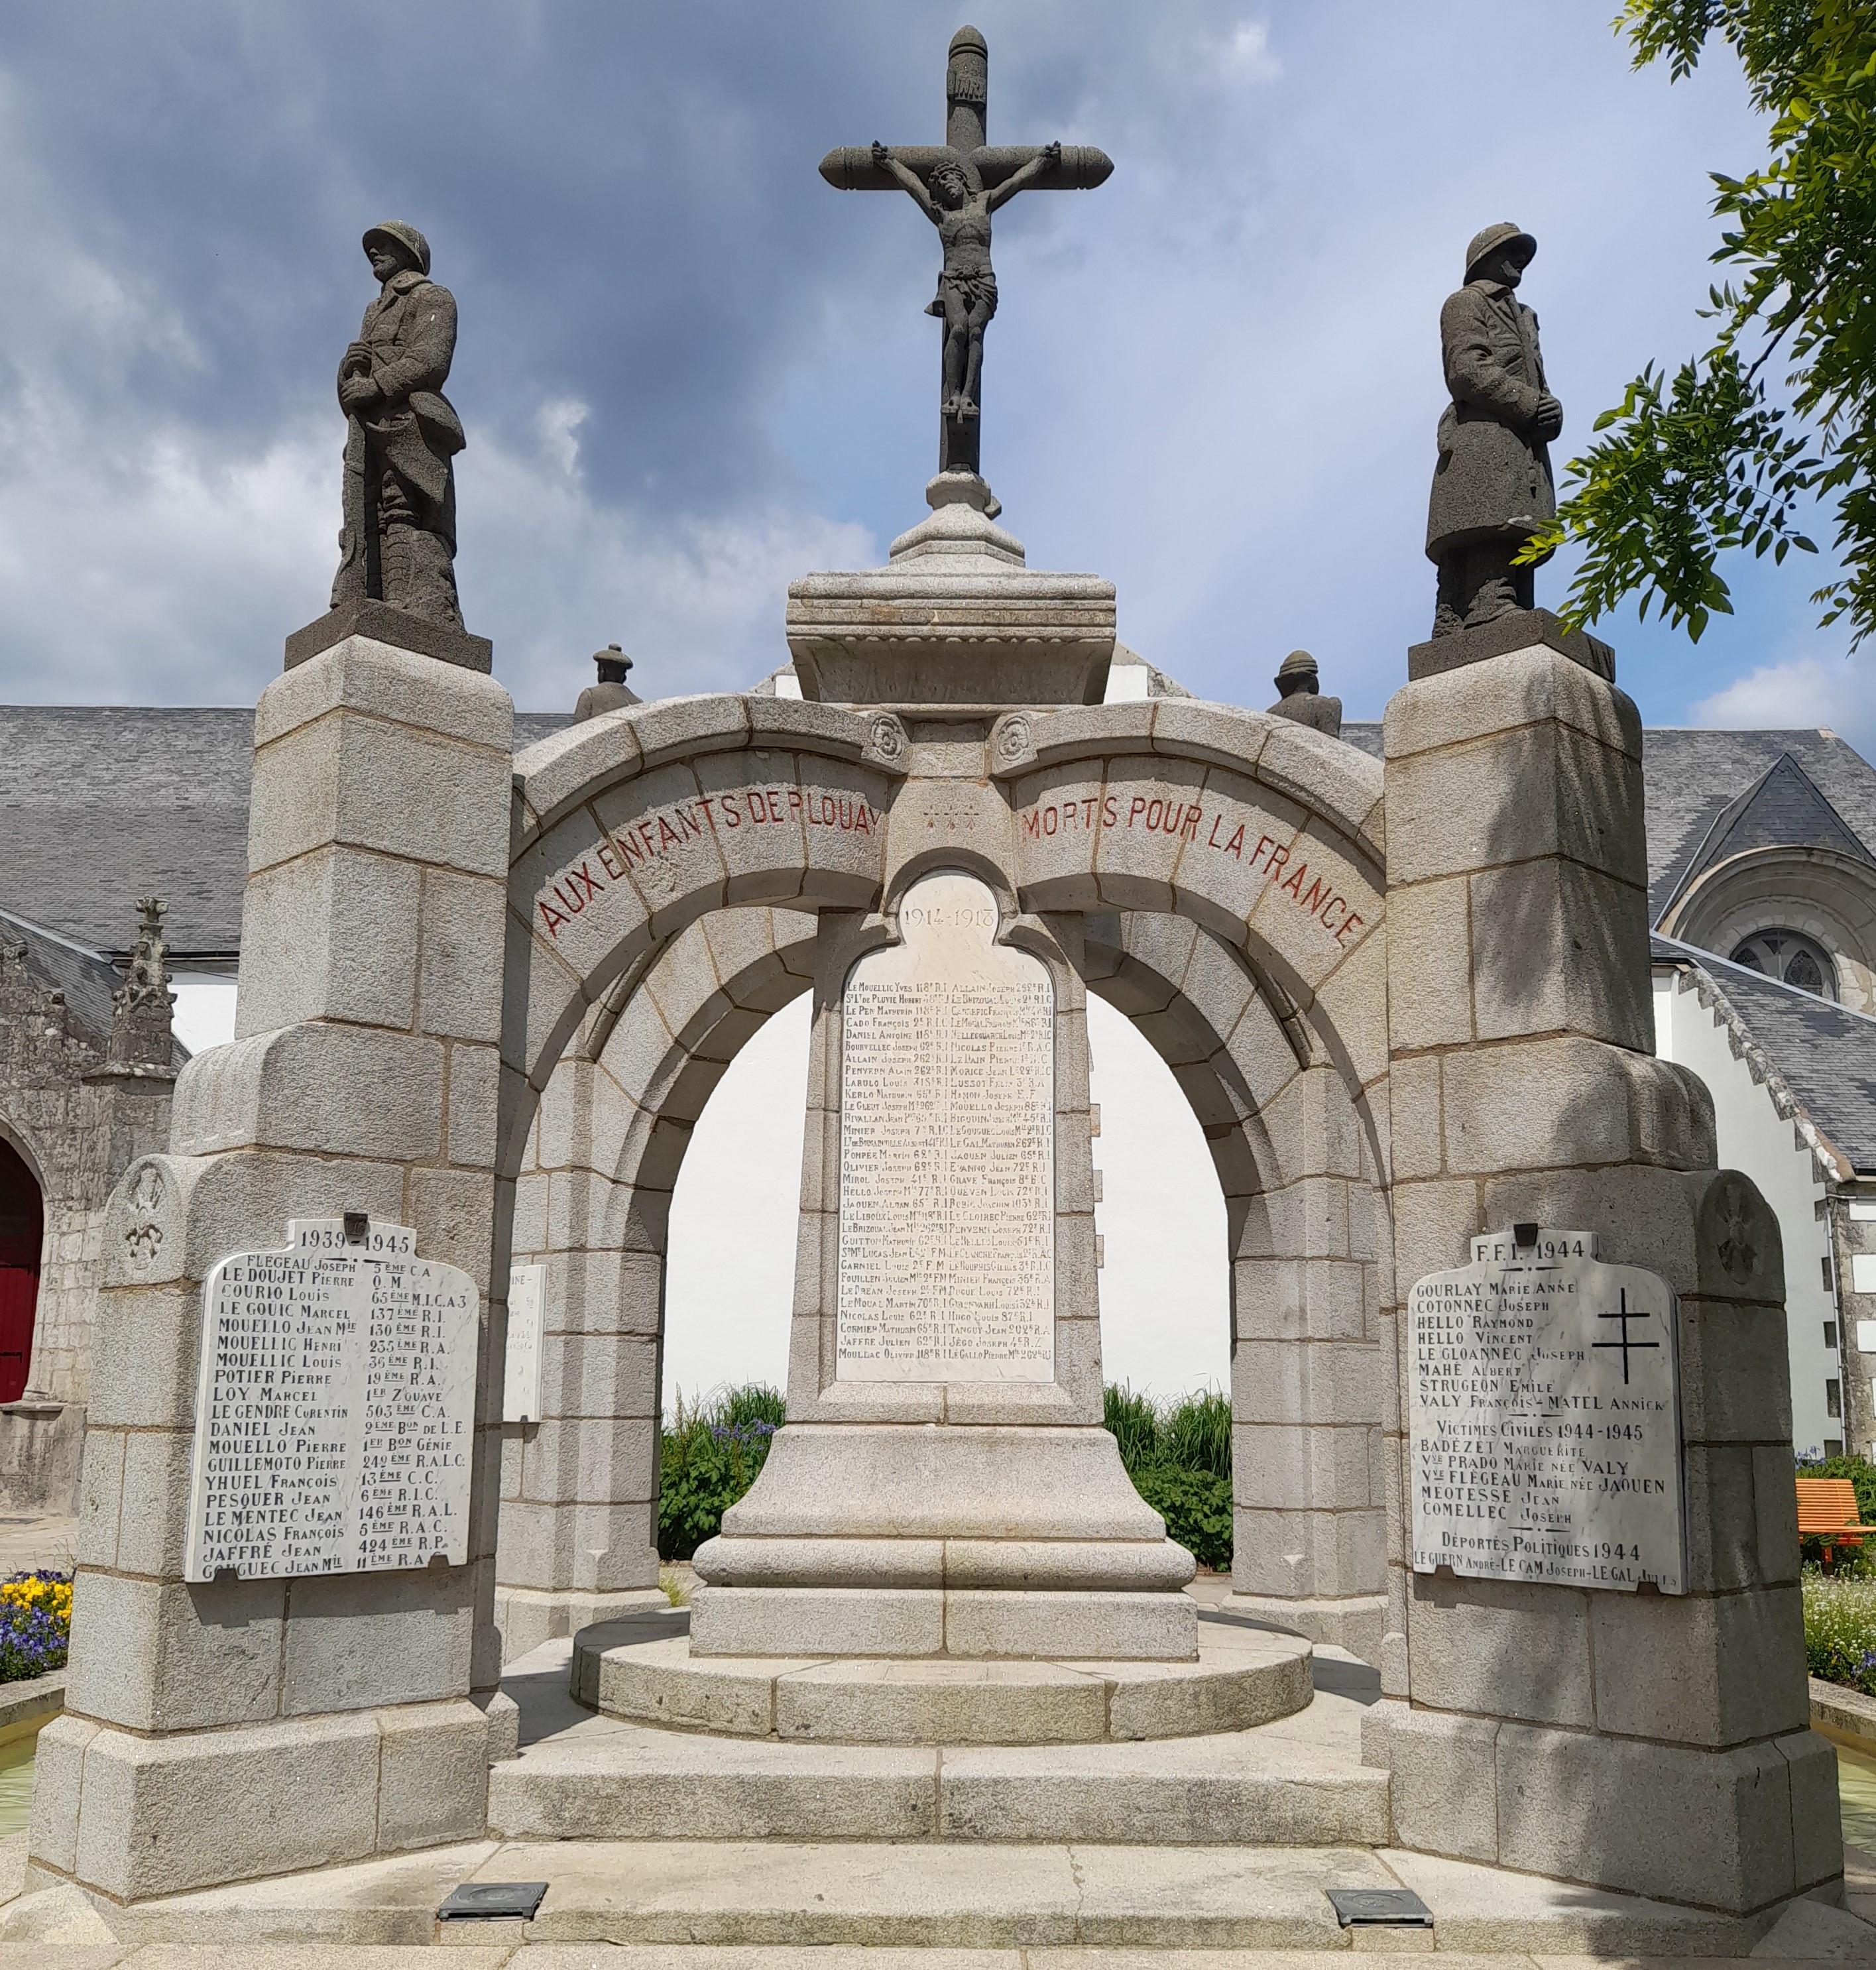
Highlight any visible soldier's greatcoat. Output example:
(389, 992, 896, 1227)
(331, 269, 465, 618)
(1425, 278, 1555, 563)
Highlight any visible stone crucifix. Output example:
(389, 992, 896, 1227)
(821, 25, 1112, 482)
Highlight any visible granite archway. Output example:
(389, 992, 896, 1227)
(499, 696, 1393, 1658)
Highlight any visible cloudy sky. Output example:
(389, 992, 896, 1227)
(0, 1, 1868, 746)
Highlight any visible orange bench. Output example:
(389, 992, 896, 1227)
(1796, 1477, 1871, 1561)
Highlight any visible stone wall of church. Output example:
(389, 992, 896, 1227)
(0, 941, 174, 1513)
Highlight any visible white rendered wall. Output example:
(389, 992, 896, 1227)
(169, 971, 238, 1056)
(1653, 969, 1838, 1456)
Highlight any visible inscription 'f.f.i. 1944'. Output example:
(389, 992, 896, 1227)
(1406, 1228, 1686, 1593)
(182, 1219, 477, 1583)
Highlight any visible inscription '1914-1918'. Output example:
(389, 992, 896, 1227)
(182, 1219, 477, 1583)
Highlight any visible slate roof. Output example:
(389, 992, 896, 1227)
(1653, 933, 1876, 1177)
(1340, 719, 1876, 925)
(0, 907, 131, 1049)
(0, 707, 568, 960)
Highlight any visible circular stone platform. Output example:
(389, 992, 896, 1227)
(571, 1612, 1312, 1745)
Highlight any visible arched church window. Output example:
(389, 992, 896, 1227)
(0, 1136, 43, 1405)
(1729, 929, 1838, 1000)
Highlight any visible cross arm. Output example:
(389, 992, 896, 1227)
(819, 143, 1113, 192)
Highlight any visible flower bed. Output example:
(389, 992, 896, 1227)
(1804, 1571, 1876, 1692)
(0, 1570, 71, 1683)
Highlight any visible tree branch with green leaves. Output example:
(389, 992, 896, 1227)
(1521, 0, 1876, 646)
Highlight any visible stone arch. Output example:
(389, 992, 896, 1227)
(500, 694, 1392, 1656)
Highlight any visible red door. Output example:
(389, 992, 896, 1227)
(0, 1138, 42, 1405)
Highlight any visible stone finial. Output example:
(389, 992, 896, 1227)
(1266, 650, 1342, 739)
(109, 896, 175, 1069)
(573, 644, 642, 723)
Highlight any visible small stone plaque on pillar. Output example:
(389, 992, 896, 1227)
(182, 1218, 477, 1582)
(503, 1261, 546, 1423)
(1407, 1227, 1685, 1593)
(836, 869, 1055, 1382)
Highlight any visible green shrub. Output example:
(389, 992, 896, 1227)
(1104, 1382, 1234, 1570)
(1131, 1464, 1234, 1572)
(657, 1384, 784, 1562)
(1803, 1572, 1876, 1692)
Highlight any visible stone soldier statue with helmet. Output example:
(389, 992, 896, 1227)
(330, 220, 468, 630)
(1265, 650, 1342, 738)
(1425, 222, 1563, 638)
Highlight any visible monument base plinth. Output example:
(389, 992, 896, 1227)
(1406, 606, 1613, 683)
(786, 477, 1114, 705)
(284, 597, 494, 673)
(574, 1613, 1307, 1742)
(688, 1584, 1199, 1661)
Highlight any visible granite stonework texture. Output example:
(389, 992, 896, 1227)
(15, 525, 1837, 1928)
(1366, 640, 1838, 1916)
(26, 630, 519, 1904)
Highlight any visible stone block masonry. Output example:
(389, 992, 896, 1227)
(1368, 639, 1838, 1916)
(29, 632, 517, 1903)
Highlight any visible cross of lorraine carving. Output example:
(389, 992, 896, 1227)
(821, 25, 1112, 484)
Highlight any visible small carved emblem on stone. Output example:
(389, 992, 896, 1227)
(1714, 1176, 1758, 1284)
(994, 713, 1033, 766)
(867, 715, 908, 765)
(125, 1164, 166, 1263)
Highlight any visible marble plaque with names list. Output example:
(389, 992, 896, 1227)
(1407, 1227, 1685, 1593)
(182, 1218, 477, 1582)
(836, 869, 1055, 1382)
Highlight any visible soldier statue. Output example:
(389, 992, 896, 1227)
(1426, 223, 1562, 638)
(574, 644, 641, 723)
(1265, 650, 1342, 738)
(330, 221, 467, 629)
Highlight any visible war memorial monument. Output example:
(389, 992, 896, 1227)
(5, 23, 1855, 1955)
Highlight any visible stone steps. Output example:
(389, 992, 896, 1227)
(573, 1611, 1313, 1745)
(73, 1835, 1791, 1953)
(489, 1702, 1389, 1848)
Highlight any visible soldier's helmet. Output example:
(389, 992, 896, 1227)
(1464, 223, 1536, 282)
(1275, 649, 1320, 692)
(362, 221, 432, 276)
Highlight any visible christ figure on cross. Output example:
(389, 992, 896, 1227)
(870, 137, 1061, 425)
(821, 27, 1111, 481)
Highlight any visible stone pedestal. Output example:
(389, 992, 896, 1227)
(27, 631, 516, 1904)
(1368, 640, 1840, 1915)
(786, 477, 1115, 706)
(691, 842, 1197, 1660)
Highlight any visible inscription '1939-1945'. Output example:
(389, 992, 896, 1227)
(537, 785, 883, 940)
(1019, 793, 1367, 945)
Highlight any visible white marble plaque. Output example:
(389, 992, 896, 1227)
(183, 1218, 478, 1582)
(1407, 1228, 1685, 1593)
(504, 1262, 546, 1422)
(837, 869, 1055, 1382)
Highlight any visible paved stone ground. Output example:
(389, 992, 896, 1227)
(0, 1515, 74, 1577)
(0, 1945, 1869, 1965)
